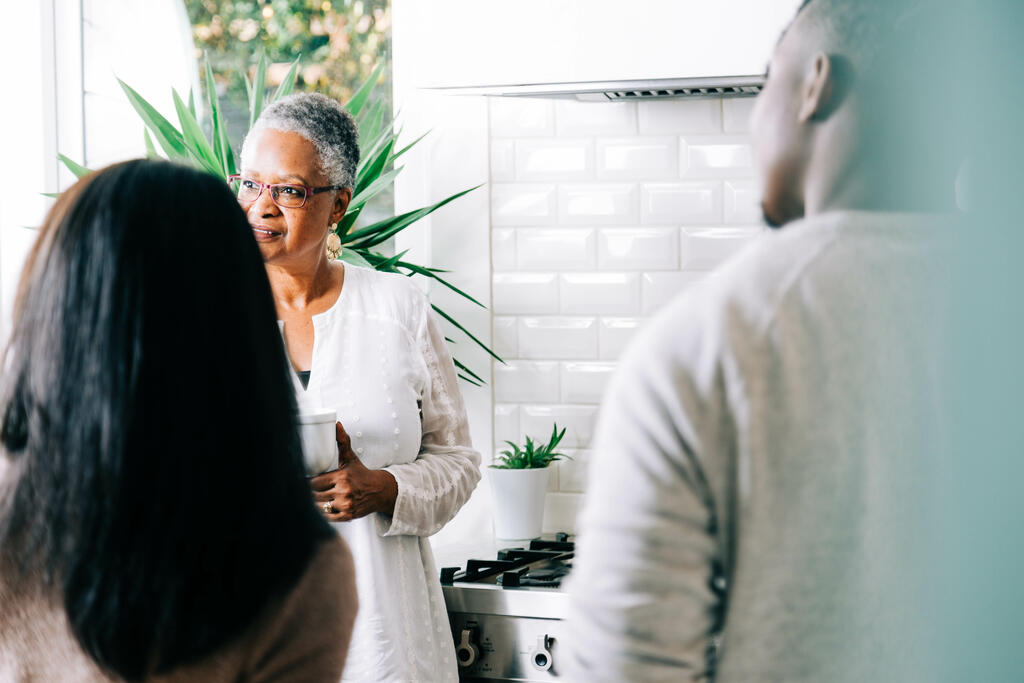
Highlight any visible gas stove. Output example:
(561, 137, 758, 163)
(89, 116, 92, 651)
(440, 533, 574, 681)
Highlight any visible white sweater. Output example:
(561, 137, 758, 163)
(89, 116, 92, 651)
(565, 211, 951, 682)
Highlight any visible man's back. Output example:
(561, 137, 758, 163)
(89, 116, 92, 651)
(566, 210, 949, 681)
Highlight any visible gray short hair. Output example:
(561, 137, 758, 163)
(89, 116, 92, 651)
(241, 92, 360, 191)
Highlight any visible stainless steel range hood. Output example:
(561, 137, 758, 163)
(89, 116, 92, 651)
(399, 0, 800, 101)
(428, 75, 765, 102)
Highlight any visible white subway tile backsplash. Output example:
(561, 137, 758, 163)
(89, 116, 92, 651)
(516, 139, 594, 181)
(492, 316, 518, 359)
(561, 362, 617, 404)
(492, 273, 559, 315)
(681, 226, 761, 270)
(489, 97, 555, 137)
(555, 100, 637, 136)
(681, 136, 755, 178)
(542, 492, 583, 533)
(517, 228, 596, 270)
(494, 404, 520, 449)
(598, 227, 679, 270)
(558, 183, 639, 226)
(489, 94, 762, 509)
(491, 228, 516, 270)
(598, 317, 644, 359)
(519, 317, 598, 360)
(642, 272, 707, 315)
(494, 361, 560, 403)
(521, 404, 598, 448)
(560, 273, 641, 315)
(638, 99, 722, 134)
(723, 97, 757, 133)
(490, 139, 515, 181)
(724, 180, 763, 224)
(491, 183, 557, 226)
(596, 137, 679, 180)
(557, 449, 590, 493)
(641, 181, 723, 224)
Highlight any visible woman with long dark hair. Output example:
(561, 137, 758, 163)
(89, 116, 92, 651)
(0, 159, 357, 681)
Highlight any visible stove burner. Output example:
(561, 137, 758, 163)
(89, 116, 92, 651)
(440, 532, 575, 589)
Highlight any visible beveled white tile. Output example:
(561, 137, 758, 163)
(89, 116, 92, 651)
(681, 135, 755, 178)
(518, 317, 598, 360)
(491, 228, 516, 271)
(558, 184, 639, 226)
(638, 99, 722, 134)
(555, 100, 637, 136)
(546, 464, 560, 493)
(490, 139, 515, 181)
(598, 227, 679, 270)
(596, 137, 678, 180)
(599, 317, 644, 360)
(517, 228, 596, 270)
(521, 404, 598, 448)
(492, 273, 559, 315)
(491, 183, 557, 226)
(724, 180, 763, 224)
(542, 492, 583, 534)
(515, 138, 594, 181)
(723, 97, 757, 133)
(560, 273, 641, 315)
(641, 181, 723, 224)
(489, 97, 555, 137)
(561, 362, 617, 404)
(494, 361, 560, 403)
(681, 226, 761, 270)
(493, 404, 520, 448)
(492, 316, 518, 359)
(642, 272, 707, 315)
(557, 450, 591, 493)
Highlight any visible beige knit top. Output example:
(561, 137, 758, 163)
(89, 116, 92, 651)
(0, 537, 357, 683)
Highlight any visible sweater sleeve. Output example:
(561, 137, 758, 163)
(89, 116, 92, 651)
(243, 537, 358, 683)
(379, 299, 482, 537)
(564, 298, 731, 682)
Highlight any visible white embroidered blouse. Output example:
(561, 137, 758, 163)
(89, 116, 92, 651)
(286, 265, 481, 682)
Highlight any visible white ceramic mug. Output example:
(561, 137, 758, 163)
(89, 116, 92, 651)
(298, 409, 337, 476)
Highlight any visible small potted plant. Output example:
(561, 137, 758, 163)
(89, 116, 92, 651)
(489, 424, 569, 541)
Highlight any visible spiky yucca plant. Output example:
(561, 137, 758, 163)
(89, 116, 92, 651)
(58, 56, 498, 385)
(493, 424, 570, 470)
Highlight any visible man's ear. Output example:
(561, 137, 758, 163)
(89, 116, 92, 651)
(798, 52, 834, 123)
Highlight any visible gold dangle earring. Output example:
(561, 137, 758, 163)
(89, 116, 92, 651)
(326, 222, 342, 260)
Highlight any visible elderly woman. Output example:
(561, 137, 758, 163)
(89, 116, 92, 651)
(236, 92, 481, 682)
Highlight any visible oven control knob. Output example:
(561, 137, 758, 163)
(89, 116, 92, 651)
(455, 628, 480, 668)
(530, 634, 554, 672)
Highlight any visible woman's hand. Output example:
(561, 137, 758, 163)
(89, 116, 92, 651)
(311, 422, 398, 522)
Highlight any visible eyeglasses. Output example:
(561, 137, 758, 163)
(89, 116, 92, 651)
(227, 174, 344, 209)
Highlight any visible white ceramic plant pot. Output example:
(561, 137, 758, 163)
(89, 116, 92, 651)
(489, 466, 551, 541)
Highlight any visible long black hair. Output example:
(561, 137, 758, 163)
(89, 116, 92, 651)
(0, 159, 333, 679)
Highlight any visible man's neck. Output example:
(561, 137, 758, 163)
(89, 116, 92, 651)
(805, 150, 956, 217)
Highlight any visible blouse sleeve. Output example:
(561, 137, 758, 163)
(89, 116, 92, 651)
(379, 298, 482, 537)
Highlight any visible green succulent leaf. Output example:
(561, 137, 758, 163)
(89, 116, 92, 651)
(57, 154, 91, 179)
(249, 51, 268, 129)
(117, 78, 188, 161)
(271, 56, 302, 102)
(345, 61, 386, 117)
